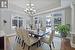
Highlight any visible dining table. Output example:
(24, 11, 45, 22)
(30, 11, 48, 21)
(28, 29, 48, 38)
(27, 30, 47, 47)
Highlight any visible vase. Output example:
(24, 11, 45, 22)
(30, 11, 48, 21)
(61, 32, 67, 38)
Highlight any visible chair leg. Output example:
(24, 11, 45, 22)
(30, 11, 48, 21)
(28, 46, 30, 50)
(49, 45, 52, 50)
(37, 42, 38, 47)
(52, 41, 55, 48)
(38, 40, 41, 47)
(23, 43, 25, 49)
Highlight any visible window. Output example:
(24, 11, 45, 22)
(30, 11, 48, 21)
(54, 17, 61, 26)
(46, 19, 51, 27)
(54, 17, 61, 37)
(12, 16, 23, 28)
(46, 17, 52, 33)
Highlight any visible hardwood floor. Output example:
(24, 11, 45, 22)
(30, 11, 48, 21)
(5, 36, 75, 50)
(61, 38, 75, 50)
(72, 48, 75, 50)
(35, 48, 43, 50)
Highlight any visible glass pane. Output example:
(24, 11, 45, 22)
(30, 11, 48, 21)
(12, 20, 17, 26)
(19, 20, 23, 27)
(54, 17, 61, 37)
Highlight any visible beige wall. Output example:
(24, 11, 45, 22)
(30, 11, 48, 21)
(61, 0, 72, 7)
(0, 2, 29, 34)
(64, 7, 72, 25)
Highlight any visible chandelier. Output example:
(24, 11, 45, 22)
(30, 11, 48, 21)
(24, 0, 36, 16)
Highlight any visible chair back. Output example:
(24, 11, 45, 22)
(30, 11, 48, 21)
(21, 29, 31, 45)
(16, 27, 39, 46)
(49, 30, 55, 43)
(16, 28, 30, 41)
(16, 27, 22, 38)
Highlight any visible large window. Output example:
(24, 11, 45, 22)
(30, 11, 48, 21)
(53, 13, 62, 37)
(46, 17, 52, 33)
(54, 17, 61, 37)
(11, 16, 23, 28)
(46, 19, 51, 27)
(54, 17, 61, 26)
(46, 14, 62, 37)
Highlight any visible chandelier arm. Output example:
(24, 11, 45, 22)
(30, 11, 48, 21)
(29, 0, 31, 8)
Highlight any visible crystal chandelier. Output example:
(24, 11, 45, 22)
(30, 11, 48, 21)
(24, 0, 36, 16)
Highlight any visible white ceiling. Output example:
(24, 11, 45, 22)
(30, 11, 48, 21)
(9, 0, 61, 13)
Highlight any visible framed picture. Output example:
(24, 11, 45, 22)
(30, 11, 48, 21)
(0, 0, 8, 8)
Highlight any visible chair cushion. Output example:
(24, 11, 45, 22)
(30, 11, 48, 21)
(24, 36, 40, 46)
(41, 35, 52, 45)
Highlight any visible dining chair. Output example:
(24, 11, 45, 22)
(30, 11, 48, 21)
(41, 30, 55, 50)
(16, 27, 24, 48)
(22, 29, 40, 50)
(16, 27, 40, 50)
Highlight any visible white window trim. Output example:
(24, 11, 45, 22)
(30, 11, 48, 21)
(11, 15, 24, 29)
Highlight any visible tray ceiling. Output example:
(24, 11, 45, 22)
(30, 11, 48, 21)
(9, 0, 61, 13)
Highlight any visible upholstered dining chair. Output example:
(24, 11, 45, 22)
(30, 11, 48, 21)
(41, 30, 55, 50)
(16, 28, 22, 44)
(16, 27, 40, 50)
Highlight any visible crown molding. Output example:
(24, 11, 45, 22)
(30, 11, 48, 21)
(34, 6, 71, 16)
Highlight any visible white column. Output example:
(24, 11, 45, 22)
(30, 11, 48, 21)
(71, 4, 75, 34)
(71, 3, 75, 48)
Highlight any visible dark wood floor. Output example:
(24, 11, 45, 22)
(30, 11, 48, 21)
(61, 38, 75, 50)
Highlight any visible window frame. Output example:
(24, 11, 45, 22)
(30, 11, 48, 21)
(11, 16, 24, 29)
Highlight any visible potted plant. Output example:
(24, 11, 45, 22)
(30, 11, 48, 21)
(57, 24, 70, 38)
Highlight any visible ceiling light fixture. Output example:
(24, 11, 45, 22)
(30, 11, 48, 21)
(24, 0, 36, 16)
